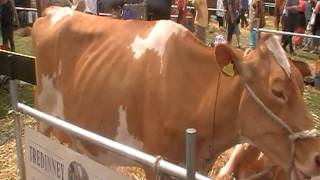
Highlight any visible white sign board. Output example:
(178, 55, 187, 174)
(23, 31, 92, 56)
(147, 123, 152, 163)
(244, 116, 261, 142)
(25, 128, 130, 180)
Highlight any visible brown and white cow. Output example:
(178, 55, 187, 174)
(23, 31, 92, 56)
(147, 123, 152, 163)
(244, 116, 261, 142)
(32, 6, 320, 179)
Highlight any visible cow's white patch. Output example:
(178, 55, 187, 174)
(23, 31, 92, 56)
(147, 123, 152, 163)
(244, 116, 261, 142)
(129, 20, 187, 73)
(58, 61, 62, 76)
(266, 36, 291, 77)
(38, 74, 64, 118)
(115, 106, 143, 149)
(38, 74, 64, 134)
(46, 7, 74, 27)
(218, 144, 244, 177)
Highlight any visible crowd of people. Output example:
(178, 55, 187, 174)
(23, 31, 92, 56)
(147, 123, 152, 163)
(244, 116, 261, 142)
(176, 0, 320, 53)
(0, 0, 319, 53)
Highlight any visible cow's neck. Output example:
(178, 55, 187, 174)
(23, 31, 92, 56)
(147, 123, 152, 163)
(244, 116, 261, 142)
(208, 75, 244, 162)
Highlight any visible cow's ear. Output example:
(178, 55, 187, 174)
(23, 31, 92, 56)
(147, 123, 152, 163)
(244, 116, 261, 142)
(215, 44, 233, 68)
(215, 44, 251, 79)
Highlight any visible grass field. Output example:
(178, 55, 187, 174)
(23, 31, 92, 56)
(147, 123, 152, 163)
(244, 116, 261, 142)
(0, 16, 320, 179)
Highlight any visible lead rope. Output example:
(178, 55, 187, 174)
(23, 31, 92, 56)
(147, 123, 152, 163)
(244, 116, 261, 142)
(212, 70, 223, 160)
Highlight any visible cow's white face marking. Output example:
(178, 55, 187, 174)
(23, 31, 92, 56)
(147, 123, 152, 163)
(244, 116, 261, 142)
(266, 36, 291, 78)
(46, 7, 74, 27)
(129, 20, 187, 73)
(115, 106, 143, 149)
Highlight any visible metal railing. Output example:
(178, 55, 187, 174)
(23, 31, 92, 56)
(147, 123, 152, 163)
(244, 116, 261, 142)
(171, 4, 226, 12)
(254, 28, 320, 39)
(8, 78, 212, 180)
(15, 7, 38, 12)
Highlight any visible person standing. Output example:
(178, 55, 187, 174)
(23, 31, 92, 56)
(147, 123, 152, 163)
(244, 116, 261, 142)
(309, 0, 320, 53)
(84, 0, 97, 14)
(248, 0, 261, 49)
(293, 0, 306, 47)
(282, 0, 300, 53)
(240, 0, 249, 28)
(192, 0, 208, 42)
(225, 0, 241, 47)
(176, 0, 188, 25)
(0, 0, 15, 51)
(216, 0, 225, 29)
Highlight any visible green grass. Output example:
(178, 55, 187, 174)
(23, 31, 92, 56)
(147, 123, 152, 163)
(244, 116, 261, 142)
(14, 35, 33, 56)
(304, 87, 320, 129)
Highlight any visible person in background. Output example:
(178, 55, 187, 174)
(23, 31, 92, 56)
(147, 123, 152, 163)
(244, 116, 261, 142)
(248, 0, 262, 49)
(309, 0, 320, 53)
(192, 0, 208, 42)
(240, 0, 249, 28)
(176, 0, 188, 25)
(216, 0, 225, 30)
(0, 0, 15, 51)
(282, 0, 300, 54)
(225, 0, 241, 47)
(293, 0, 306, 48)
(84, 0, 97, 14)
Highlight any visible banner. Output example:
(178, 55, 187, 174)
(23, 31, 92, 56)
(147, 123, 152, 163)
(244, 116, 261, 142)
(25, 128, 130, 180)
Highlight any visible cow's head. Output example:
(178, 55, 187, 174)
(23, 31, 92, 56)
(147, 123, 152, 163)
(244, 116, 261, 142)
(215, 35, 320, 179)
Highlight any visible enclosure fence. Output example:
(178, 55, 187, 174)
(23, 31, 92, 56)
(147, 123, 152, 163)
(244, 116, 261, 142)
(7, 75, 212, 180)
(254, 28, 320, 39)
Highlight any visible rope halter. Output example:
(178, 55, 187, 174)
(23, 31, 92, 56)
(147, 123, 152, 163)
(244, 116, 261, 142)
(242, 82, 320, 180)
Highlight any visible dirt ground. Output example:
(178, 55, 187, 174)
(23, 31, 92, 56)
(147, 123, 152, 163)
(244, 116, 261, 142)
(0, 16, 320, 180)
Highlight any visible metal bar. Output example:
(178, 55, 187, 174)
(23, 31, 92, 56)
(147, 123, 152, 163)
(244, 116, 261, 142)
(254, 28, 320, 39)
(171, 15, 193, 18)
(15, 7, 38, 12)
(186, 128, 197, 180)
(17, 103, 211, 180)
(208, 8, 226, 12)
(9, 80, 26, 180)
(171, 5, 226, 12)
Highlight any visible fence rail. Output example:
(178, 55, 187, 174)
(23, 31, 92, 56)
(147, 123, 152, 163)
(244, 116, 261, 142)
(254, 28, 320, 39)
(15, 7, 38, 12)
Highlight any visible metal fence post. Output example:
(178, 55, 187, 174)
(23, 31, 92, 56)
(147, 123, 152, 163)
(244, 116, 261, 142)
(186, 128, 196, 180)
(256, 27, 261, 41)
(9, 79, 26, 180)
(143, 0, 148, 20)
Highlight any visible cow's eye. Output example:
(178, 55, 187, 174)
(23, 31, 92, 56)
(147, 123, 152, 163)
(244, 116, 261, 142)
(272, 89, 287, 102)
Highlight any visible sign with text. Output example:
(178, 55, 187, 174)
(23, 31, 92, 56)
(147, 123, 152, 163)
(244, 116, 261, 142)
(25, 128, 130, 180)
